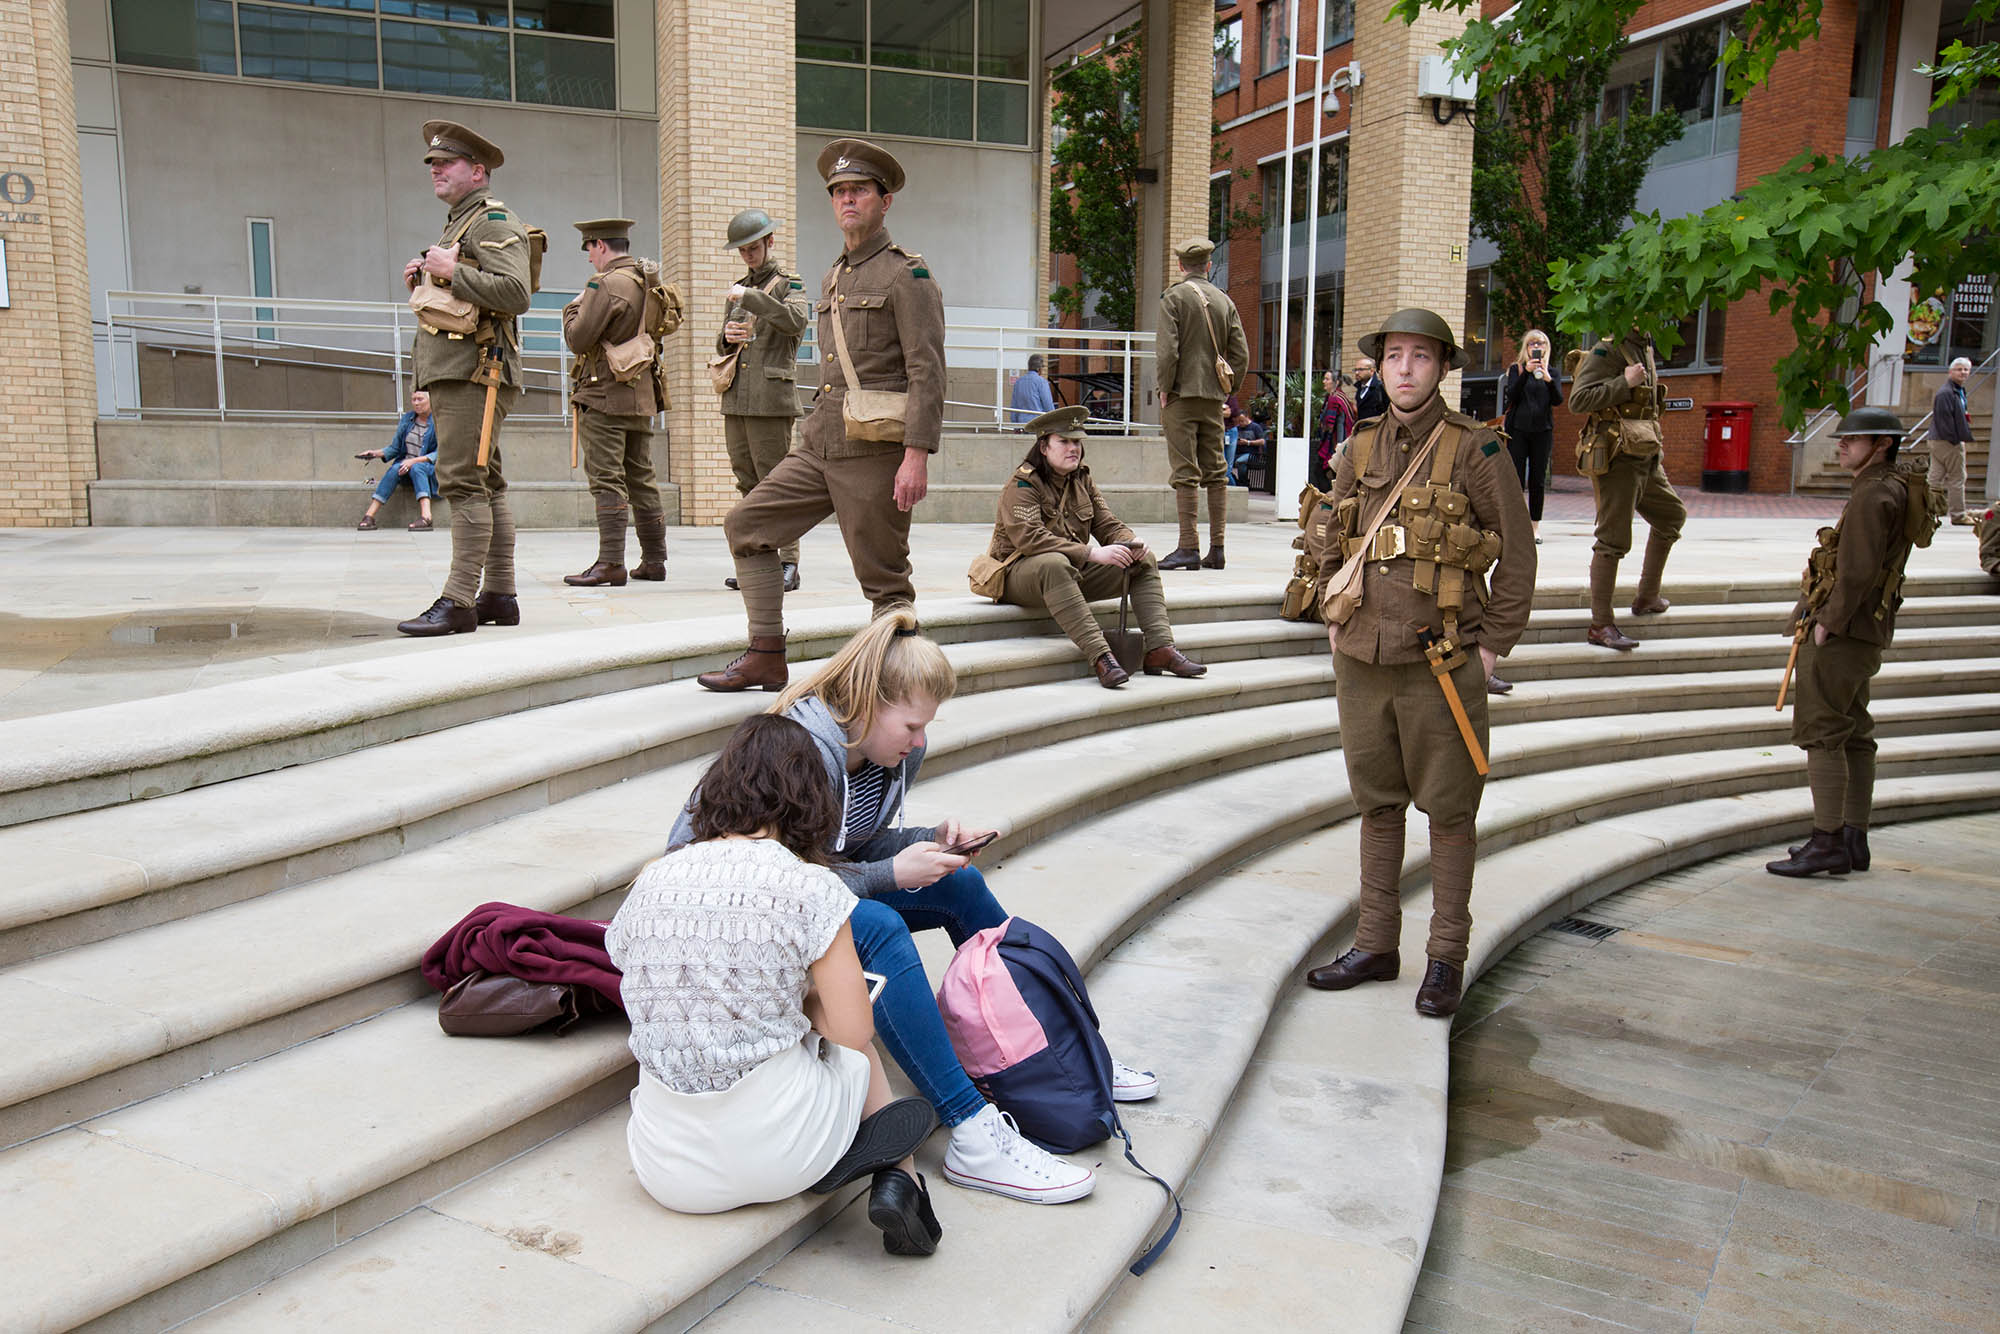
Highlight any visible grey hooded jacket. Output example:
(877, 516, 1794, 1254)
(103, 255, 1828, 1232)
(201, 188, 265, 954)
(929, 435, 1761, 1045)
(667, 695, 939, 898)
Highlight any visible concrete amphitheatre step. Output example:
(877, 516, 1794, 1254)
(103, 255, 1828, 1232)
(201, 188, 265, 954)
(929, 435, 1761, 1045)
(0, 580, 1992, 1332)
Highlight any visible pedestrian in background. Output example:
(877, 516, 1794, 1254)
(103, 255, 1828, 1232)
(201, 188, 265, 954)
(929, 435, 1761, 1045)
(1930, 356, 1976, 524)
(1499, 329, 1562, 543)
(1009, 354, 1055, 425)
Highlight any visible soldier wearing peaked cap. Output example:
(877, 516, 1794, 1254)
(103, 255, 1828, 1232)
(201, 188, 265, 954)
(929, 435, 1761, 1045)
(967, 405, 1206, 688)
(713, 207, 811, 593)
(561, 217, 673, 588)
(1155, 237, 1249, 572)
(1298, 308, 1536, 1020)
(397, 119, 532, 638)
(699, 138, 947, 693)
(1767, 406, 1934, 879)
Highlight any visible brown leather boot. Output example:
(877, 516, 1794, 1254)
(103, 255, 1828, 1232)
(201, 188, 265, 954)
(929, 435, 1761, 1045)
(565, 561, 627, 586)
(1200, 544, 1226, 570)
(1306, 948, 1399, 991)
(631, 508, 668, 580)
(1142, 645, 1206, 677)
(1587, 552, 1634, 648)
(1158, 547, 1202, 571)
(1415, 959, 1464, 1017)
(1092, 652, 1130, 689)
(567, 501, 629, 585)
(1631, 533, 1673, 614)
(1766, 828, 1850, 878)
(697, 635, 788, 692)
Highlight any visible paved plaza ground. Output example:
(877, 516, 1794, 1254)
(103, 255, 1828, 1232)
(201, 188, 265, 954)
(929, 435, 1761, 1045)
(1412, 815, 2000, 1334)
(1, 476, 1990, 721)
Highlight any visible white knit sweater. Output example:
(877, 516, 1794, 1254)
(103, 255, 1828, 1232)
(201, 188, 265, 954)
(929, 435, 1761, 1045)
(606, 839, 855, 1094)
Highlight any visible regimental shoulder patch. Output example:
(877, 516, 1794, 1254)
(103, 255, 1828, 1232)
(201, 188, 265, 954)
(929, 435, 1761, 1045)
(1015, 478, 1034, 489)
(487, 210, 507, 220)
(586, 279, 600, 289)
(1481, 440, 1500, 457)
(790, 279, 804, 289)
(1591, 346, 1609, 356)
(913, 267, 930, 279)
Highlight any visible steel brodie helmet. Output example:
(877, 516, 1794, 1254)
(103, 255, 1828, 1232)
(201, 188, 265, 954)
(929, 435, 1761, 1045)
(1833, 405, 1905, 438)
(1357, 308, 1468, 371)
(723, 208, 777, 251)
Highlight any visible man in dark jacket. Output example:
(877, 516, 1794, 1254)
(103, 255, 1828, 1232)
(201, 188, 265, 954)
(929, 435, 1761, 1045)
(1929, 356, 1976, 524)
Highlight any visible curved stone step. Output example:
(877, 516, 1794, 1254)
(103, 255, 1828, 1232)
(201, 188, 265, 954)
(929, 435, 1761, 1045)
(1086, 776, 2000, 1334)
(164, 759, 2000, 1334)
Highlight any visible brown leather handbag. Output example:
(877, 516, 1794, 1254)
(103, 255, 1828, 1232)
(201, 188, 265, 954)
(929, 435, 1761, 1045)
(437, 970, 602, 1037)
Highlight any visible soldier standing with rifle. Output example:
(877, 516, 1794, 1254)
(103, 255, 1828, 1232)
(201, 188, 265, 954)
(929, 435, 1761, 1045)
(562, 217, 673, 587)
(1567, 328, 1686, 651)
(1767, 407, 1934, 878)
(714, 208, 811, 593)
(398, 120, 532, 637)
(1298, 309, 1535, 1018)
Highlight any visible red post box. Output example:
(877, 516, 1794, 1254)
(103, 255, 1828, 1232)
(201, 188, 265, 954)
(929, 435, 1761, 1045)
(1701, 401, 1754, 493)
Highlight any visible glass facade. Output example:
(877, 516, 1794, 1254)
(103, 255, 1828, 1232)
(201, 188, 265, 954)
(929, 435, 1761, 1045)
(108, 0, 616, 108)
(1215, 18, 1241, 95)
(1260, 140, 1347, 234)
(1599, 18, 1744, 166)
(797, 0, 1034, 146)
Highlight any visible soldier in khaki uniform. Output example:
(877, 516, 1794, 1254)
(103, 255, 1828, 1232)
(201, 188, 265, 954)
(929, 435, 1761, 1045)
(397, 120, 533, 637)
(715, 208, 811, 592)
(561, 218, 671, 587)
(699, 139, 946, 693)
(1768, 407, 1925, 878)
(1155, 238, 1249, 571)
(1566, 329, 1687, 651)
(1300, 310, 1536, 1018)
(969, 405, 1206, 688)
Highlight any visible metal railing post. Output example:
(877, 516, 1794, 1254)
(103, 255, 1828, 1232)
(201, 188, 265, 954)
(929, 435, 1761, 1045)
(391, 304, 405, 409)
(1121, 335, 1132, 427)
(211, 295, 228, 420)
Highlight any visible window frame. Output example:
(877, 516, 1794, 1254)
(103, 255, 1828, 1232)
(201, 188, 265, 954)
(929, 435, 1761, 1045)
(1257, 0, 1292, 78)
(1214, 17, 1242, 95)
(797, 0, 1036, 148)
(246, 216, 277, 342)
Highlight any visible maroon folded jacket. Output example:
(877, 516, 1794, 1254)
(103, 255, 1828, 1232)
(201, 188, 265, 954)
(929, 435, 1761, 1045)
(421, 901, 626, 1011)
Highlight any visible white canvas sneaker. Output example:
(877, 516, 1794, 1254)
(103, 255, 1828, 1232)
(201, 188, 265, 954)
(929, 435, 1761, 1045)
(942, 1104, 1096, 1204)
(1111, 1058, 1159, 1102)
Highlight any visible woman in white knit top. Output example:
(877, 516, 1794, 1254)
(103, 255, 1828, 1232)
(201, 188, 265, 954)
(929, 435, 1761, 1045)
(607, 715, 941, 1254)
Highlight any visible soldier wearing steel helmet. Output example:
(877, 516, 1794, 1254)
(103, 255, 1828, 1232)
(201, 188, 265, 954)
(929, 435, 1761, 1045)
(562, 217, 672, 587)
(1298, 308, 1535, 1019)
(699, 138, 946, 693)
(1767, 406, 1926, 879)
(396, 119, 532, 638)
(715, 207, 810, 592)
(968, 404, 1207, 688)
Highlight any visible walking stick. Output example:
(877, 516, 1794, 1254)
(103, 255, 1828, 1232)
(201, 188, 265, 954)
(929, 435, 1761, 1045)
(569, 410, 579, 470)
(1776, 625, 1806, 711)
(474, 348, 503, 468)
(1418, 630, 1490, 776)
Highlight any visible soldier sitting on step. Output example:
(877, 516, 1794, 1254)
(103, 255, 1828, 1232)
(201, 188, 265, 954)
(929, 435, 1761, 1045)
(966, 405, 1205, 689)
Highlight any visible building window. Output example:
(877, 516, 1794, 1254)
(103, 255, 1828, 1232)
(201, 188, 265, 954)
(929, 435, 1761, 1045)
(1259, 140, 1347, 232)
(1322, 0, 1354, 49)
(1463, 267, 1496, 374)
(1215, 18, 1242, 94)
(1655, 300, 1727, 371)
(107, 1, 618, 109)
(1907, 275, 1993, 367)
(1258, 1, 1291, 76)
(797, 0, 1034, 146)
(1209, 176, 1232, 288)
(1598, 19, 1743, 166)
(247, 218, 276, 342)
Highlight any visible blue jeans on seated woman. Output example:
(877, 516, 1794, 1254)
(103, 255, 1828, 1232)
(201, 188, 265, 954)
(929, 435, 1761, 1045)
(372, 459, 437, 502)
(848, 863, 1006, 1129)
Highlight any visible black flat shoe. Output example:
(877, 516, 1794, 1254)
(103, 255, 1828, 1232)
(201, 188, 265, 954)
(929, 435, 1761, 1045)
(810, 1097, 937, 1195)
(868, 1168, 941, 1256)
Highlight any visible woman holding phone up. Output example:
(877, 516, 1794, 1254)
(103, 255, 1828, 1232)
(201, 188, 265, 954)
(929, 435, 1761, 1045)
(967, 404, 1207, 689)
(1500, 329, 1563, 544)
(669, 608, 1160, 1214)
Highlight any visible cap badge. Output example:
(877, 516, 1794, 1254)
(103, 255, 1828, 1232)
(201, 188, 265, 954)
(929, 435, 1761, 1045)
(834, 156, 850, 170)
(430, 136, 442, 147)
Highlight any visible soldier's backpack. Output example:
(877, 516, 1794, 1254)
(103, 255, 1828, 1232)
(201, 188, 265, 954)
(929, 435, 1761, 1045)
(1280, 482, 1327, 622)
(1562, 346, 1587, 381)
(603, 259, 686, 384)
(1901, 462, 1946, 549)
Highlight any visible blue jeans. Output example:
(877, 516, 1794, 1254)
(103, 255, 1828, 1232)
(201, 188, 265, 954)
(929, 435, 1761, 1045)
(849, 864, 1007, 1129)
(372, 459, 437, 502)
(1223, 427, 1239, 483)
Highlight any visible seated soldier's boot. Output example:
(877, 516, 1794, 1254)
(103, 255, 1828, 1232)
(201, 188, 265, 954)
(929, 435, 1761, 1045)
(1158, 547, 1202, 571)
(564, 561, 627, 587)
(397, 596, 476, 638)
(1843, 824, 1870, 871)
(697, 635, 788, 692)
(1200, 544, 1225, 570)
(1766, 828, 1851, 878)
(1142, 645, 1206, 677)
(1092, 652, 1130, 689)
(1305, 947, 1399, 991)
(473, 593, 520, 626)
(1415, 959, 1464, 1018)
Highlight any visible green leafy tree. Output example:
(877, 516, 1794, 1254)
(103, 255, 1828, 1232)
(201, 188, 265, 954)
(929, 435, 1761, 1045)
(1049, 30, 1144, 329)
(1395, 0, 2000, 428)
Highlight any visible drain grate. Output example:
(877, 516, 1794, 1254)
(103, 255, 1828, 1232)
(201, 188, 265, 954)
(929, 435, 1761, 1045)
(1548, 916, 1622, 941)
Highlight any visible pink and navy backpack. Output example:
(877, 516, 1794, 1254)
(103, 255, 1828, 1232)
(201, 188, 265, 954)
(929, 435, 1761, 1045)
(937, 915, 1181, 1273)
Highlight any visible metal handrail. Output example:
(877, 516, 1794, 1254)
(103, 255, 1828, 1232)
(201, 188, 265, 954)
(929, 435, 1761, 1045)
(1784, 348, 1999, 491)
(100, 290, 1156, 429)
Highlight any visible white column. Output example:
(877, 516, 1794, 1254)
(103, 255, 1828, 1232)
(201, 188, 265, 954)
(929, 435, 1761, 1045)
(1866, 0, 1942, 408)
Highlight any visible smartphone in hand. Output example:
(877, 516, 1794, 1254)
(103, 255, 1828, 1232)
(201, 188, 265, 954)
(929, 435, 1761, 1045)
(940, 830, 998, 858)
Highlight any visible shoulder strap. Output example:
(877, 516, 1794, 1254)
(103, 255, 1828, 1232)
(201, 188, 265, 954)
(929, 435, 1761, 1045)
(828, 295, 862, 388)
(1345, 422, 1448, 553)
(1427, 421, 1469, 487)
(1196, 287, 1225, 359)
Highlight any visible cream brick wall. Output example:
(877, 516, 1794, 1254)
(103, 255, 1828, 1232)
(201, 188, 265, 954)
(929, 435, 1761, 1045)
(1345, 0, 1474, 395)
(0, 0, 97, 527)
(655, 0, 797, 527)
(1161, 0, 1215, 291)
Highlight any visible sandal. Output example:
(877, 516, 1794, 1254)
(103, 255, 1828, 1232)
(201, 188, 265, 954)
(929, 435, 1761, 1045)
(356, 515, 377, 531)
(408, 517, 434, 531)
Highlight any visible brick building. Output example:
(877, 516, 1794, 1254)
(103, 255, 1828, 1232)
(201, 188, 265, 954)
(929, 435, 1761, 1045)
(1203, 0, 1996, 493)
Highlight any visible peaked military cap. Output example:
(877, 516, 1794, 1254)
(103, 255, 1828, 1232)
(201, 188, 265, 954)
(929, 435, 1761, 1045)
(1176, 237, 1217, 264)
(724, 208, 777, 250)
(1835, 405, 1906, 437)
(1023, 405, 1090, 438)
(818, 138, 906, 194)
(1357, 307, 1468, 371)
(572, 218, 633, 244)
(421, 120, 503, 169)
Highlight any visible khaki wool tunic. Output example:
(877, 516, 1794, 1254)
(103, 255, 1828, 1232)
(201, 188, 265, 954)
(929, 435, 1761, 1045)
(717, 261, 810, 419)
(983, 462, 1138, 571)
(804, 227, 946, 458)
(411, 186, 532, 389)
(563, 255, 659, 417)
